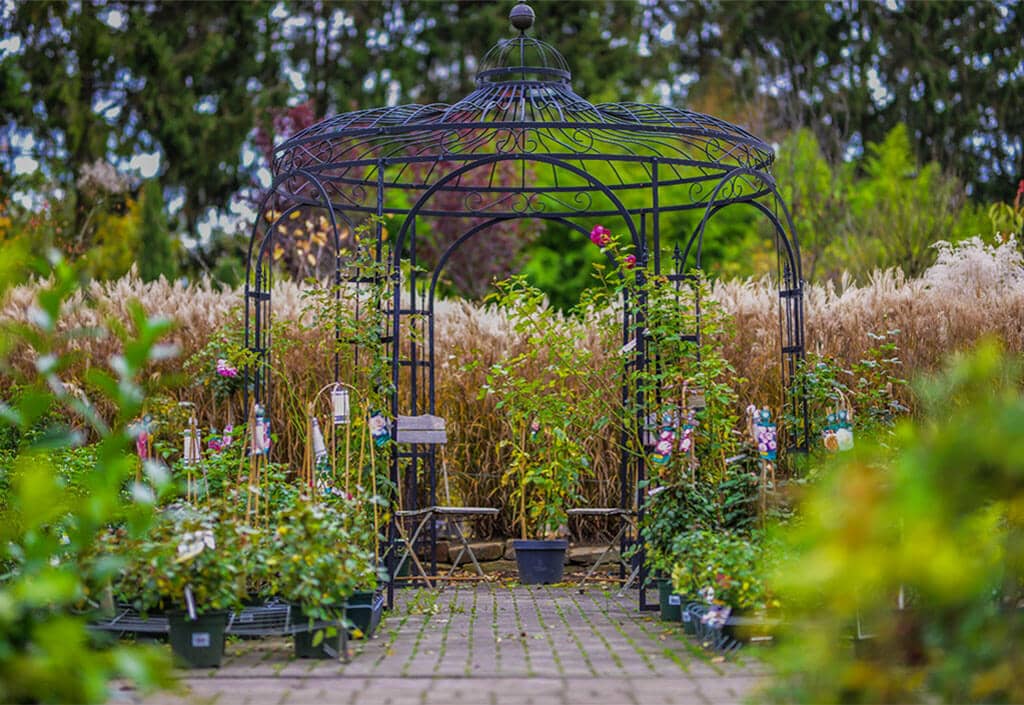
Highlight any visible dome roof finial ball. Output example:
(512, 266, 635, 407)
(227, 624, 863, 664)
(509, 3, 535, 33)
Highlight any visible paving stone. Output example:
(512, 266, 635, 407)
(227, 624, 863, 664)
(449, 539, 505, 563)
(567, 544, 620, 566)
(131, 586, 763, 705)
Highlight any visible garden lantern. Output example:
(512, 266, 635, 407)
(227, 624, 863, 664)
(332, 385, 350, 425)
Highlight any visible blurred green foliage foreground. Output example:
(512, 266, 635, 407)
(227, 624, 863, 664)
(764, 339, 1024, 703)
(0, 250, 172, 703)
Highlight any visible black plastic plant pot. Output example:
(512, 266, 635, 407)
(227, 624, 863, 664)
(346, 589, 384, 639)
(382, 543, 411, 582)
(293, 607, 345, 660)
(167, 610, 229, 669)
(680, 602, 699, 635)
(723, 608, 781, 643)
(657, 578, 682, 622)
(512, 539, 568, 584)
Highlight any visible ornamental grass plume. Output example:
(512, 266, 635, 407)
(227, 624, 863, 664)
(4, 237, 1024, 536)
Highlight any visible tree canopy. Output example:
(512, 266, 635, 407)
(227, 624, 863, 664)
(1, 0, 1020, 289)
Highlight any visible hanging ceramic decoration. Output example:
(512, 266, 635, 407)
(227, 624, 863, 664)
(369, 410, 391, 447)
(835, 409, 854, 451)
(332, 386, 350, 425)
(183, 415, 202, 465)
(261, 414, 271, 455)
(677, 409, 697, 455)
(651, 411, 676, 467)
(822, 412, 839, 453)
(311, 416, 328, 464)
(134, 415, 151, 461)
(209, 423, 233, 453)
(529, 418, 541, 442)
(253, 404, 271, 455)
(754, 408, 778, 462)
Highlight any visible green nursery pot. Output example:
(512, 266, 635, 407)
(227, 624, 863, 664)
(679, 600, 698, 635)
(657, 578, 683, 622)
(292, 606, 345, 660)
(345, 589, 384, 639)
(167, 610, 229, 669)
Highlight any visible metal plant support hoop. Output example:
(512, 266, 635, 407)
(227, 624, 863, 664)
(245, 3, 809, 611)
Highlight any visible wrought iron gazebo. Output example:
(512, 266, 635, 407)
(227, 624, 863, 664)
(246, 3, 807, 609)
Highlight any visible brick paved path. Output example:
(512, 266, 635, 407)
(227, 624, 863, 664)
(128, 585, 768, 705)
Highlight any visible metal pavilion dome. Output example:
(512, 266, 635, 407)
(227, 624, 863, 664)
(267, 3, 779, 223)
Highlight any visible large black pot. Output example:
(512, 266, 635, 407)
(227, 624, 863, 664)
(512, 539, 568, 584)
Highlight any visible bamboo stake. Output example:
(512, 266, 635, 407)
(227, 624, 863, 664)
(302, 402, 315, 498)
(246, 403, 260, 523)
(368, 414, 379, 556)
(344, 418, 351, 495)
(356, 409, 366, 493)
(520, 424, 528, 540)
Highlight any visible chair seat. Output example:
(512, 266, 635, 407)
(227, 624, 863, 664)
(566, 507, 638, 587)
(391, 505, 499, 584)
(567, 507, 633, 517)
(430, 506, 499, 516)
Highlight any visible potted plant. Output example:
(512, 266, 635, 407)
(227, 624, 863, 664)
(482, 276, 599, 585)
(502, 417, 587, 584)
(118, 504, 246, 668)
(671, 530, 780, 641)
(267, 498, 380, 658)
(630, 484, 717, 621)
(319, 484, 389, 639)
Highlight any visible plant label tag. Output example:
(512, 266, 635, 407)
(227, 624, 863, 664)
(618, 338, 637, 355)
(191, 632, 211, 648)
(184, 585, 197, 621)
(668, 595, 681, 606)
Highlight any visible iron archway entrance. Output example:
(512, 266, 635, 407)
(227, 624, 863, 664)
(245, 3, 808, 610)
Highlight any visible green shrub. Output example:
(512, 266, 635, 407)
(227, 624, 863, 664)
(267, 497, 381, 622)
(0, 252, 173, 703)
(671, 530, 777, 610)
(763, 339, 1024, 703)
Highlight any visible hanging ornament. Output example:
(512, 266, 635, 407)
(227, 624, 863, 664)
(678, 409, 697, 455)
(754, 408, 778, 462)
(835, 409, 854, 451)
(134, 415, 151, 461)
(183, 428, 201, 465)
(529, 418, 541, 442)
(651, 428, 675, 466)
(253, 404, 271, 455)
(311, 416, 328, 463)
(332, 386, 350, 425)
(369, 410, 391, 447)
(822, 412, 839, 453)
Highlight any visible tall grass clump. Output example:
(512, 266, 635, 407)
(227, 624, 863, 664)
(4, 237, 1023, 534)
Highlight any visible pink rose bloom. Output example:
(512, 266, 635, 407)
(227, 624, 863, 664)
(589, 225, 611, 247)
(216, 358, 238, 378)
(624, 254, 636, 269)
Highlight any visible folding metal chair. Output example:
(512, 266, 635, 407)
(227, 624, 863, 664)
(567, 506, 638, 586)
(392, 415, 498, 582)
